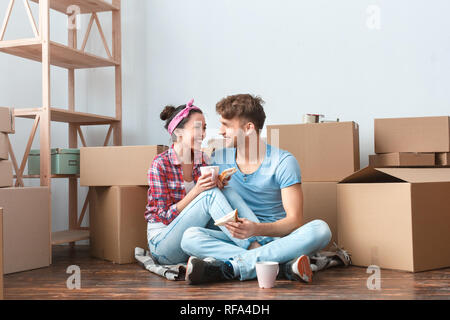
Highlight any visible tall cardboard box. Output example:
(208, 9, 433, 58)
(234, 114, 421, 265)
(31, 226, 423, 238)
(267, 122, 359, 182)
(0, 187, 50, 274)
(0, 161, 13, 187)
(0, 133, 8, 160)
(90, 186, 148, 264)
(337, 167, 450, 272)
(302, 182, 338, 250)
(80, 145, 168, 186)
(369, 153, 435, 167)
(375, 116, 450, 153)
(0, 208, 3, 300)
(0, 107, 14, 133)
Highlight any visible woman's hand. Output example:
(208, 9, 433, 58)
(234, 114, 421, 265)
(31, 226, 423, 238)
(225, 218, 259, 239)
(192, 172, 216, 196)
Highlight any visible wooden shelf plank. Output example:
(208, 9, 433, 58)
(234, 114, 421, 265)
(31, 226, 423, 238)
(29, 0, 119, 14)
(14, 107, 118, 125)
(0, 39, 118, 69)
(52, 230, 90, 245)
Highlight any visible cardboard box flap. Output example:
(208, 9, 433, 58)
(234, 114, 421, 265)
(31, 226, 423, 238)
(340, 166, 450, 184)
(339, 166, 405, 184)
(378, 168, 450, 183)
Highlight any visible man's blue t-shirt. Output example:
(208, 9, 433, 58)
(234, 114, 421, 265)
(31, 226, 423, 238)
(211, 144, 301, 223)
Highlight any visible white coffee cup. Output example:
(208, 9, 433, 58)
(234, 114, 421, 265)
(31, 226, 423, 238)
(255, 261, 279, 289)
(200, 165, 220, 182)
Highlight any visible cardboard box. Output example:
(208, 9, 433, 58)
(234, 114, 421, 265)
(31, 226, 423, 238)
(375, 116, 450, 153)
(302, 182, 338, 250)
(0, 187, 50, 274)
(337, 167, 450, 272)
(80, 145, 168, 186)
(436, 153, 450, 166)
(0, 161, 13, 188)
(0, 133, 8, 160)
(0, 107, 14, 133)
(89, 186, 148, 264)
(369, 153, 435, 167)
(0, 208, 3, 300)
(267, 122, 360, 182)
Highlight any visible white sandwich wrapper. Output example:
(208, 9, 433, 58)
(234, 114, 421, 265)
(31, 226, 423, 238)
(214, 209, 239, 226)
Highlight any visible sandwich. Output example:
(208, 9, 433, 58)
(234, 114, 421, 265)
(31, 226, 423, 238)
(218, 167, 238, 182)
(214, 209, 239, 226)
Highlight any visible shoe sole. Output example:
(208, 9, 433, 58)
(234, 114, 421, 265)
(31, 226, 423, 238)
(296, 255, 313, 283)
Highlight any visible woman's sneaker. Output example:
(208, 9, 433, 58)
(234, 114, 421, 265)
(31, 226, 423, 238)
(282, 255, 313, 283)
(185, 256, 234, 285)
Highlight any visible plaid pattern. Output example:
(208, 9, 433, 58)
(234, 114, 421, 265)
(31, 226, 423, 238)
(145, 145, 208, 224)
(135, 247, 186, 281)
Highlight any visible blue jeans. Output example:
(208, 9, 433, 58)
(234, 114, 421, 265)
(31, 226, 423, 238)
(180, 219, 332, 280)
(148, 187, 272, 265)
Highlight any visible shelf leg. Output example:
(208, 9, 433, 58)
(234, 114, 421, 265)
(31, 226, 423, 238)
(68, 11, 78, 249)
(39, 0, 51, 263)
(113, 0, 122, 146)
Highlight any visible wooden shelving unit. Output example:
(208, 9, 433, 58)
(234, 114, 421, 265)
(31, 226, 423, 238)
(0, 0, 122, 259)
(29, 0, 119, 14)
(0, 39, 119, 69)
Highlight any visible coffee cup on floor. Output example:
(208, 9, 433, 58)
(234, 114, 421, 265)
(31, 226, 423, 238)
(200, 165, 220, 182)
(255, 261, 279, 289)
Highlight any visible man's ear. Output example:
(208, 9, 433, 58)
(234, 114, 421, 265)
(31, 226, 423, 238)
(245, 122, 257, 136)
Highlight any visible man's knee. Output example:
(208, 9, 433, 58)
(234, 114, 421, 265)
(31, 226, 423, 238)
(221, 185, 238, 198)
(196, 187, 221, 201)
(203, 186, 221, 196)
(311, 219, 332, 247)
(180, 226, 204, 253)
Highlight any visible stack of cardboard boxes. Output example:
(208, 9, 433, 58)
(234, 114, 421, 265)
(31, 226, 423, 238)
(80, 145, 168, 264)
(0, 107, 12, 296)
(369, 116, 450, 167)
(267, 122, 360, 249)
(337, 116, 450, 272)
(0, 107, 50, 278)
(0, 107, 14, 187)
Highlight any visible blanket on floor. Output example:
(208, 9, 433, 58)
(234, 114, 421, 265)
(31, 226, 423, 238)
(135, 243, 351, 281)
(135, 247, 187, 281)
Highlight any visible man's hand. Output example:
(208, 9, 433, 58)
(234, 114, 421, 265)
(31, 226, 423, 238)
(226, 218, 258, 239)
(216, 176, 231, 190)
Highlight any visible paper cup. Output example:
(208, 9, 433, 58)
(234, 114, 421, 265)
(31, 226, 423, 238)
(200, 166, 219, 182)
(255, 261, 279, 289)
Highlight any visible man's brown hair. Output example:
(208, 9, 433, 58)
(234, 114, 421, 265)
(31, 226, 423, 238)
(216, 94, 266, 130)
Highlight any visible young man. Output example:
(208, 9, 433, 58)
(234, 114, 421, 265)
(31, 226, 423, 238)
(180, 94, 332, 284)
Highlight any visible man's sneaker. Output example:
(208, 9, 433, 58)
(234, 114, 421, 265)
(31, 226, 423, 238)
(283, 255, 313, 283)
(185, 256, 234, 285)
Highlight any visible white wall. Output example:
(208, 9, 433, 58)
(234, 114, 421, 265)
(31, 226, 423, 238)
(0, 1, 149, 233)
(144, 0, 450, 161)
(1, 0, 450, 232)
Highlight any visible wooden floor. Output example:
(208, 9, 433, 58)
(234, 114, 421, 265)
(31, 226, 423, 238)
(3, 245, 450, 300)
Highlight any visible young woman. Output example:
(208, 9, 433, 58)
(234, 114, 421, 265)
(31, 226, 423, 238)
(145, 99, 264, 265)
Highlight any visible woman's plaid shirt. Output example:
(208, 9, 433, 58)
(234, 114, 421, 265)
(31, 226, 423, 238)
(145, 145, 208, 224)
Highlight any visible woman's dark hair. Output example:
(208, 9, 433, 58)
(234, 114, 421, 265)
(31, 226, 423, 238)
(160, 104, 203, 138)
